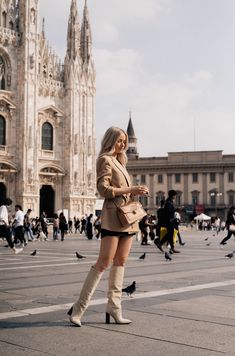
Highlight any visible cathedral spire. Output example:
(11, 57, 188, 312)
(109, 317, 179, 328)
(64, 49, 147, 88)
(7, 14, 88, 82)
(41, 17, 45, 38)
(127, 111, 136, 138)
(126, 113, 139, 159)
(66, 0, 80, 61)
(80, 0, 92, 63)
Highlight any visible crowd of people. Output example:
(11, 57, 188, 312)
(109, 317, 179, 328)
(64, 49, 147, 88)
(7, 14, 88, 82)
(0, 197, 105, 254)
(1, 194, 234, 256)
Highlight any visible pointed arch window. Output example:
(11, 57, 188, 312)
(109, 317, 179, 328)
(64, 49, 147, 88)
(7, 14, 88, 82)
(0, 116, 6, 146)
(42, 122, 53, 150)
(0, 57, 6, 90)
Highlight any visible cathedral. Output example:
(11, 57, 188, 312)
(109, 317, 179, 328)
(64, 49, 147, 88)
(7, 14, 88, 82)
(0, 0, 96, 218)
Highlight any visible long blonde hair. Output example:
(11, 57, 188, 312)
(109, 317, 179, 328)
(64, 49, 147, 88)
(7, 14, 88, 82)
(98, 126, 129, 166)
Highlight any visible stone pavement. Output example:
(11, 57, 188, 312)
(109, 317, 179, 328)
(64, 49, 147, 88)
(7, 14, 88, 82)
(0, 229, 235, 356)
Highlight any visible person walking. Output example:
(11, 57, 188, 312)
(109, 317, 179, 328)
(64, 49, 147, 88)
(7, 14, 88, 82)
(80, 216, 86, 234)
(40, 212, 48, 240)
(53, 213, 59, 241)
(74, 217, 80, 233)
(68, 126, 149, 327)
(13, 205, 27, 246)
(24, 209, 34, 242)
(86, 213, 93, 240)
(68, 218, 73, 234)
(59, 212, 67, 241)
(0, 198, 23, 254)
(220, 206, 235, 245)
(154, 189, 180, 253)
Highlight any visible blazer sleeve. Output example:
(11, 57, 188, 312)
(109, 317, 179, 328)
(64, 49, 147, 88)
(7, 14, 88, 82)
(96, 156, 115, 199)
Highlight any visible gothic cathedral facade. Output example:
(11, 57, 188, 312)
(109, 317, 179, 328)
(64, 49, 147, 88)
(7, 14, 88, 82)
(0, 0, 96, 218)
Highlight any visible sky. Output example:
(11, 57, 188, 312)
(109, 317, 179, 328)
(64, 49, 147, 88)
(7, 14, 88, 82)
(39, 0, 235, 157)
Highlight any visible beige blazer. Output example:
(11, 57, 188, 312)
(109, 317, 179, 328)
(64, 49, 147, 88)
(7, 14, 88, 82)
(96, 155, 139, 233)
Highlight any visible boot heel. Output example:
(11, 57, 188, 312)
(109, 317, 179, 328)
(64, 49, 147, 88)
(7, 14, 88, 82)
(106, 312, 110, 324)
(67, 307, 73, 316)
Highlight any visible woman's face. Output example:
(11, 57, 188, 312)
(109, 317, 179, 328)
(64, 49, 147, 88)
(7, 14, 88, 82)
(114, 132, 126, 155)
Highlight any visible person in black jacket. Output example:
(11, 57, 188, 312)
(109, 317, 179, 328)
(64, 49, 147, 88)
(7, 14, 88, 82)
(86, 214, 93, 240)
(154, 190, 180, 253)
(59, 212, 67, 241)
(220, 206, 235, 245)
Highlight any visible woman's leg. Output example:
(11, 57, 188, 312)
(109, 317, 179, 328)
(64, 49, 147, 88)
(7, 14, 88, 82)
(94, 236, 119, 271)
(69, 236, 120, 326)
(106, 237, 133, 324)
(113, 236, 133, 266)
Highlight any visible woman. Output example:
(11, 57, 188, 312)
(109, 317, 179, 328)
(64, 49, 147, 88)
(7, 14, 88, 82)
(59, 212, 67, 241)
(86, 213, 93, 240)
(220, 206, 235, 245)
(53, 213, 59, 241)
(68, 126, 149, 327)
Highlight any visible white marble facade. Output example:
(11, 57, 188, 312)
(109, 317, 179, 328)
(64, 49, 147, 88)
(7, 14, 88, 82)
(0, 0, 96, 218)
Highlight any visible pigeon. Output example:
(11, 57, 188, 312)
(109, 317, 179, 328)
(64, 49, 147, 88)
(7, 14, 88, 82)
(122, 281, 136, 296)
(30, 250, 37, 256)
(206, 242, 211, 246)
(139, 252, 146, 260)
(76, 252, 86, 259)
(164, 252, 172, 261)
(225, 251, 235, 259)
(204, 237, 209, 241)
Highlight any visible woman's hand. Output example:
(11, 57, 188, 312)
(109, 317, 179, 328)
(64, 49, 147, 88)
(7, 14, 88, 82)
(131, 185, 149, 196)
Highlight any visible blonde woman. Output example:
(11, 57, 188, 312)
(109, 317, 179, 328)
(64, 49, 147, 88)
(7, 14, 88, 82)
(68, 126, 149, 326)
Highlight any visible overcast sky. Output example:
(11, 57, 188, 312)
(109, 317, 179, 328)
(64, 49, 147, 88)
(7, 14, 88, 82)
(39, 0, 235, 157)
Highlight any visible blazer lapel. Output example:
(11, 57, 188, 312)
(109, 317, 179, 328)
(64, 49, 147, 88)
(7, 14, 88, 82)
(111, 157, 131, 186)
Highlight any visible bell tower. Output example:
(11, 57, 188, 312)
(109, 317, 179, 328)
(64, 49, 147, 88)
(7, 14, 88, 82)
(126, 112, 139, 159)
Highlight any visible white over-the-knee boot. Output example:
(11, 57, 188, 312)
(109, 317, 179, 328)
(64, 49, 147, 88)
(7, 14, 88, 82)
(68, 266, 103, 326)
(106, 265, 131, 324)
